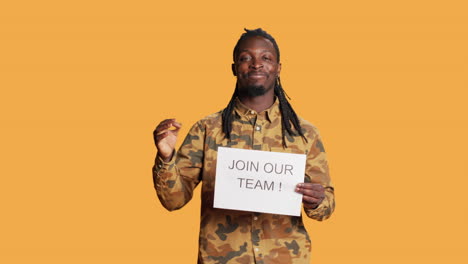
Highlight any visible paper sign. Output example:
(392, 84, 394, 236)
(213, 147, 306, 216)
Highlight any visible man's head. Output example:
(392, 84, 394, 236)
(223, 28, 307, 147)
(231, 28, 281, 98)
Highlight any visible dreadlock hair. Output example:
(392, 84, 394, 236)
(222, 28, 307, 147)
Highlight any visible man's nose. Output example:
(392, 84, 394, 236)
(249, 57, 263, 69)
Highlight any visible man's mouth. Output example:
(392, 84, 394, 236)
(247, 72, 267, 79)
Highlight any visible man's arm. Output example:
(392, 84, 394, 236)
(152, 119, 204, 211)
(296, 129, 335, 221)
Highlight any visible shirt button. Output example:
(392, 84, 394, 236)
(255, 125, 261, 131)
(254, 248, 259, 252)
(253, 216, 258, 221)
(158, 164, 162, 168)
(250, 110, 255, 114)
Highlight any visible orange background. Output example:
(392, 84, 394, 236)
(1, 1, 467, 263)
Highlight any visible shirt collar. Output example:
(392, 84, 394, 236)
(233, 97, 280, 123)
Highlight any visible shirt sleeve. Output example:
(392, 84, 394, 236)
(303, 129, 335, 221)
(152, 121, 204, 211)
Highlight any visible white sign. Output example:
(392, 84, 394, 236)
(213, 147, 306, 216)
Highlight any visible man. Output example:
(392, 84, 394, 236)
(153, 28, 335, 264)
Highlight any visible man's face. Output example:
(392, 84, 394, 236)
(233, 36, 281, 97)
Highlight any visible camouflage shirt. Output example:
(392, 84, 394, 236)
(153, 98, 335, 264)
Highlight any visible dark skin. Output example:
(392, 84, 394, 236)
(154, 36, 325, 210)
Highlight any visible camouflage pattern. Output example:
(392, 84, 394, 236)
(153, 98, 335, 264)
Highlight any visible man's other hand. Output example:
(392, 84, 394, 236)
(153, 118, 182, 162)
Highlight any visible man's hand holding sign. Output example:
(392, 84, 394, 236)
(296, 183, 325, 210)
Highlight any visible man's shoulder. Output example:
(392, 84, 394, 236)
(190, 110, 223, 131)
(297, 115, 321, 139)
(198, 110, 223, 124)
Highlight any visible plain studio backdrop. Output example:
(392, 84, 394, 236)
(1, 1, 467, 263)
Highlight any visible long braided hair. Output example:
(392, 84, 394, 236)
(222, 28, 307, 147)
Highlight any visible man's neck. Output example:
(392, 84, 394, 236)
(238, 92, 275, 113)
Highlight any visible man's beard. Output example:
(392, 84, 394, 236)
(239, 85, 267, 97)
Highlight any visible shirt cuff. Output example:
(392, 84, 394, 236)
(153, 152, 176, 174)
(304, 199, 328, 220)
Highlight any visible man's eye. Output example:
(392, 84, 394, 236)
(263, 56, 271, 61)
(240, 56, 251, 62)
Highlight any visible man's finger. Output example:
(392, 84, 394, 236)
(156, 119, 181, 132)
(302, 195, 321, 204)
(158, 118, 175, 127)
(156, 131, 169, 141)
(155, 119, 177, 134)
(303, 201, 320, 209)
(296, 183, 324, 191)
(172, 121, 182, 128)
(154, 122, 169, 134)
(296, 188, 325, 199)
(170, 122, 182, 135)
(156, 124, 181, 137)
(155, 129, 170, 136)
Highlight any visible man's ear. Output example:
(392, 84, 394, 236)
(277, 63, 282, 76)
(231, 63, 237, 76)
